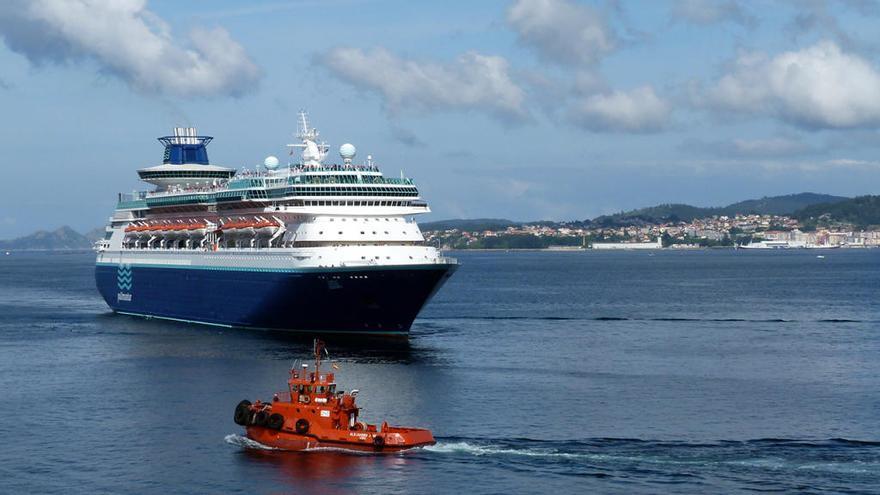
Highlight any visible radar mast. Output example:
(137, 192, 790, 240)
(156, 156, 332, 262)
(287, 111, 328, 167)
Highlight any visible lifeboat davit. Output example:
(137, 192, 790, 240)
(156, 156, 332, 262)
(233, 340, 436, 453)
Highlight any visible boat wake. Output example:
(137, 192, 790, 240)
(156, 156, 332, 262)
(423, 437, 880, 478)
(224, 433, 278, 451)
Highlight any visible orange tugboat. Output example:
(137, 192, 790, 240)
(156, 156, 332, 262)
(233, 340, 436, 453)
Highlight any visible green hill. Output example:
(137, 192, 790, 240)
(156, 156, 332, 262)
(719, 193, 848, 216)
(794, 195, 880, 228)
(592, 193, 847, 226)
(593, 203, 717, 225)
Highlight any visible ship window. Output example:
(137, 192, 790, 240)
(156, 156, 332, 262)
(317, 386, 325, 394)
(360, 231, 365, 235)
(319, 231, 323, 235)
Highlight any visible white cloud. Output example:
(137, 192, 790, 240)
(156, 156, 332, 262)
(320, 47, 527, 121)
(0, 0, 261, 97)
(671, 0, 756, 28)
(569, 86, 671, 132)
(706, 41, 880, 128)
(507, 0, 616, 66)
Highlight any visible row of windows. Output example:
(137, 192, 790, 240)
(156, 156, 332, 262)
(258, 186, 419, 198)
(317, 230, 400, 235)
(327, 217, 401, 222)
(139, 171, 234, 179)
(289, 175, 412, 185)
(302, 200, 413, 207)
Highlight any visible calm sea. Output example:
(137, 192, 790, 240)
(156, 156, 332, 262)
(0, 250, 878, 494)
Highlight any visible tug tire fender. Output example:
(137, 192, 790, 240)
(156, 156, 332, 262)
(267, 413, 285, 430)
(254, 410, 269, 426)
(295, 419, 309, 435)
(234, 400, 251, 426)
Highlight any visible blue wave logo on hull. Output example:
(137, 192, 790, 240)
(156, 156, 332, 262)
(117, 264, 133, 302)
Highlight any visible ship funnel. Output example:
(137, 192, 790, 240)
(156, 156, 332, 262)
(158, 127, 213, 165)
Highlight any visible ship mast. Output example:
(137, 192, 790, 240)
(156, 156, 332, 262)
(286, 111, 328, 167)
(313, 338, 326, 376)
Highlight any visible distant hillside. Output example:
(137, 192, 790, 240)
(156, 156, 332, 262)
(420, 218, 517, 232)
(720, 193, 848, 217)
(794, 195, 880, 228)
(592, 193, 848, 226)
(592, 203, 716, 226)
(0, 226, 94, 250)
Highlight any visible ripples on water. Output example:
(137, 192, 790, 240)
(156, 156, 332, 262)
(0, 250, 878, 493)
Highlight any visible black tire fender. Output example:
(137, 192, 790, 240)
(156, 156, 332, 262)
(295, 418, 309, 435)
(253, 410, 269, 426)
(373, 435, 385, 450)
(267, 413, 285, 430)
(233, 400, 251, 426)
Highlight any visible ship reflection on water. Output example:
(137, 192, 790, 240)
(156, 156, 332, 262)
(239, 448, 416, 493)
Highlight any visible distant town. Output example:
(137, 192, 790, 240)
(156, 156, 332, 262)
(422, 213, 880, 250)
(421, 193, 880, 250)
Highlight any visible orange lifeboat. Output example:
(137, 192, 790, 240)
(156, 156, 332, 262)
(234, 340, 436, 453)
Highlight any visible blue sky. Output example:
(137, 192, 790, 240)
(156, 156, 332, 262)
(1, 0, 880, 237)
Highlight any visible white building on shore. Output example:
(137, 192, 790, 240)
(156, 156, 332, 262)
(592, 239, 663, 250)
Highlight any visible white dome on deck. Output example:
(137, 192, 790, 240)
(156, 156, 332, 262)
(339, 143, 356, 162)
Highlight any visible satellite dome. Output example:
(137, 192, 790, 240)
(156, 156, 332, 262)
(264, 155, 279, 170)
(339, 143, 356, 161)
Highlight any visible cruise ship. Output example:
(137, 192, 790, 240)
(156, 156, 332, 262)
(95, 113, 457, 336)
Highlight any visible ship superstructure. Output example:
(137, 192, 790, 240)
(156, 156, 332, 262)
(95, 113, 456, 335)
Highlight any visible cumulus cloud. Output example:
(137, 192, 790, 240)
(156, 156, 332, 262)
(569, 86, 671, 132)
(0, 0, 261, 97)
(320, 47, 527, 121)
(507, 0, 616, 66)
(671, 0, 756, 28)
(705, 41, 880, 128)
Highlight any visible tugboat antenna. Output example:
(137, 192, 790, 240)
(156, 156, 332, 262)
(313, 338, 326, 375)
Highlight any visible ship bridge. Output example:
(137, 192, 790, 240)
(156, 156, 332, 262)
(137, 127, 236, 190)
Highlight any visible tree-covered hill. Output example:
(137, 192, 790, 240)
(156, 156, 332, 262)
(794, 195, 880, 228)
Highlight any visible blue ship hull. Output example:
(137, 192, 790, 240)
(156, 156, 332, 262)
(95, 262, 456, 335)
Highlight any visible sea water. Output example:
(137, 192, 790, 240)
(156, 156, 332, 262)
(0, 250, 878, 493)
